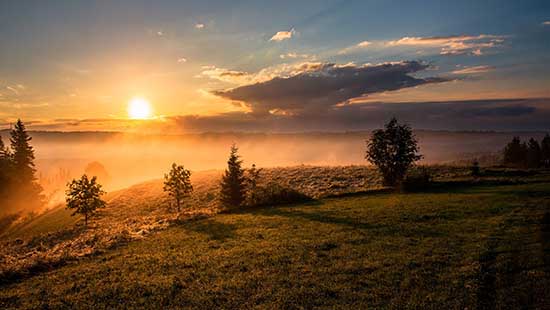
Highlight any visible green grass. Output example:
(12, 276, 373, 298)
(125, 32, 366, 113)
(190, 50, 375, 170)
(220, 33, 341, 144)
(1, 182, 549, 309)
(0, 207, 77, 240)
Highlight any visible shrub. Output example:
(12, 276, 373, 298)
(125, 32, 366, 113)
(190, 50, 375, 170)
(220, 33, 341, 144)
(247, 182, 311, 207)
(470, 160, 481, 177)
(401, 167, 432, 192)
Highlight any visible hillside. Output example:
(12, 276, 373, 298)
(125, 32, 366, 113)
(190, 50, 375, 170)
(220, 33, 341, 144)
(1, 177, 549, 308)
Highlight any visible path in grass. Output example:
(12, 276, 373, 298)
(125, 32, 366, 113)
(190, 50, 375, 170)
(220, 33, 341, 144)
(1, 182, 549, 309)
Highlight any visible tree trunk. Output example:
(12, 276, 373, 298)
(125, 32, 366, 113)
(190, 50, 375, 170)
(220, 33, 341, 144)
(85, 213, 88, 227)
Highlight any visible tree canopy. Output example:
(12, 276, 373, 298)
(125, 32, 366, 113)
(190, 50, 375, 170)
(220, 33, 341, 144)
(163, 163, 193, 212)
(366, 117, 422, 187)
(66, 174, 106, 226)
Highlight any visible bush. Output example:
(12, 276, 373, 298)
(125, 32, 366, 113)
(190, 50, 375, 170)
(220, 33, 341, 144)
(401, 167, 433, 192)
(247, 182, 311, 207)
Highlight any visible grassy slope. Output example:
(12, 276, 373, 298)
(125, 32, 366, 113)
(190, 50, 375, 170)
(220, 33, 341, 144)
(1, 182, 549, 309)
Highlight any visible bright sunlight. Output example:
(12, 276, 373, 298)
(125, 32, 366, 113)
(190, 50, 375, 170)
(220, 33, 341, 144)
(128, 97, 152, 119)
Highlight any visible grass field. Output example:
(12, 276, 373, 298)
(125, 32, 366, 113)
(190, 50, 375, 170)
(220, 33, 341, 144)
(1, 177, 549, 309)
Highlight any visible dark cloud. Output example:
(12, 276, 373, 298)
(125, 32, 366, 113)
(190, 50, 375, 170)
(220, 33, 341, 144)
(170, 98, 549, 132)
(6, 99, 548, 133)
(213, 61, 448, 114)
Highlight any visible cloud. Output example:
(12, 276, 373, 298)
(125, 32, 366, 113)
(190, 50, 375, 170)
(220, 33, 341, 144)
(212, 61, 449, 115)
(177, 58, 187, 63)
(542, 21, 550, 26)
(156, 31, 164, 36)
(279, 52, 312, 59)
(199, 61, 331, 85)
(387, 34, 506, 56)
(338, 40, 372, 55)
(451, 65, 494, 75)
(195, 23, 205, 29)
(270, 28, 296, 41)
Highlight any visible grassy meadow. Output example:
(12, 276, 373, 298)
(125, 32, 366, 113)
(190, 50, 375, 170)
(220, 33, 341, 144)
(1, 167, 549, 309)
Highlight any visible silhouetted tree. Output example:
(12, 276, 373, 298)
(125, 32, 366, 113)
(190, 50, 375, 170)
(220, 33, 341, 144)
(470, 160, 481, 177)
(163, 163, 193, 212)
(503, 137, 528, 167)
(366, 117, 422, 187)
(10, 120, 37, 182)
(541, 134, 550, 168)
(526, 138, 542, 169)
(8, 120, 44, 211)
(219, 144, 246, 209)
(66, 175, 106, 226)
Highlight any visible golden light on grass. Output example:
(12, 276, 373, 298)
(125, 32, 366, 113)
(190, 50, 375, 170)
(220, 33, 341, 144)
(128, 97, 153, 119)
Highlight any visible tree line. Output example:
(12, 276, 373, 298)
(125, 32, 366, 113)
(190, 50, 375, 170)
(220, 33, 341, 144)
(5, 118, 549, 227)
(502, 135, 550, 168)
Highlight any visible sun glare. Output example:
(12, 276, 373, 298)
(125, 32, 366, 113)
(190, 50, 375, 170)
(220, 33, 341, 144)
(128, 97, 152, 119)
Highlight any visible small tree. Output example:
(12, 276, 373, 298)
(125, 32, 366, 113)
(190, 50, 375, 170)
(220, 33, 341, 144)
(66, 175, 106, 226)
(219, 144, 246, 209)
(541, 134, 550, 168)
(245, 164, 262, 206)
(163, 163, 193, 212)
(366, 117, 422, 187)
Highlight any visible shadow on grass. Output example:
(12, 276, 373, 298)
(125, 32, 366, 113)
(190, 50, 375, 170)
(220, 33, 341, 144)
(182, 218, 239, 242)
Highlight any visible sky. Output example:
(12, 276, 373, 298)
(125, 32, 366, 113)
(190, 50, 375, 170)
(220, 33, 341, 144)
(1, 0, 549, 132)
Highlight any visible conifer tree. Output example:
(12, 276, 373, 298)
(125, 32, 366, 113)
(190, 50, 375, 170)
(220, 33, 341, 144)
(219, 144, 246, 209)
(7, 120, 44, 211)
(10, 119, 36, 182)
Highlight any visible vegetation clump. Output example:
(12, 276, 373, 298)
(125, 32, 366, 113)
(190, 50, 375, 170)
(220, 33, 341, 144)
(366, 117, 422, 187)
(66, 174, 106, 226)
(402, 166, 433, 192)
(163, 163, 193, 212)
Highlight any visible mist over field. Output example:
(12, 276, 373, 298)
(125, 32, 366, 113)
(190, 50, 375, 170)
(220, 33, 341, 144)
(0, 130, 545, 192)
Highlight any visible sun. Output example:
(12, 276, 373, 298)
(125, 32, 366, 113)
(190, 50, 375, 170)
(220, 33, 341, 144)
(128, 97, 152, 119)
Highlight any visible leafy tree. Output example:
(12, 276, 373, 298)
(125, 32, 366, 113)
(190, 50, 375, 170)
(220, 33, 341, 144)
(245, 164, 262, 206)
(10, 119, 37, 182)
(526, 138, 542, 169)
(503, 136, 528, 167)
(219, 144, 246, 209)
(66, 175, 106, 226)
(163, 163, 193, 212)
(365, 117, 422, 187)
(541, 134, 550, 168)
